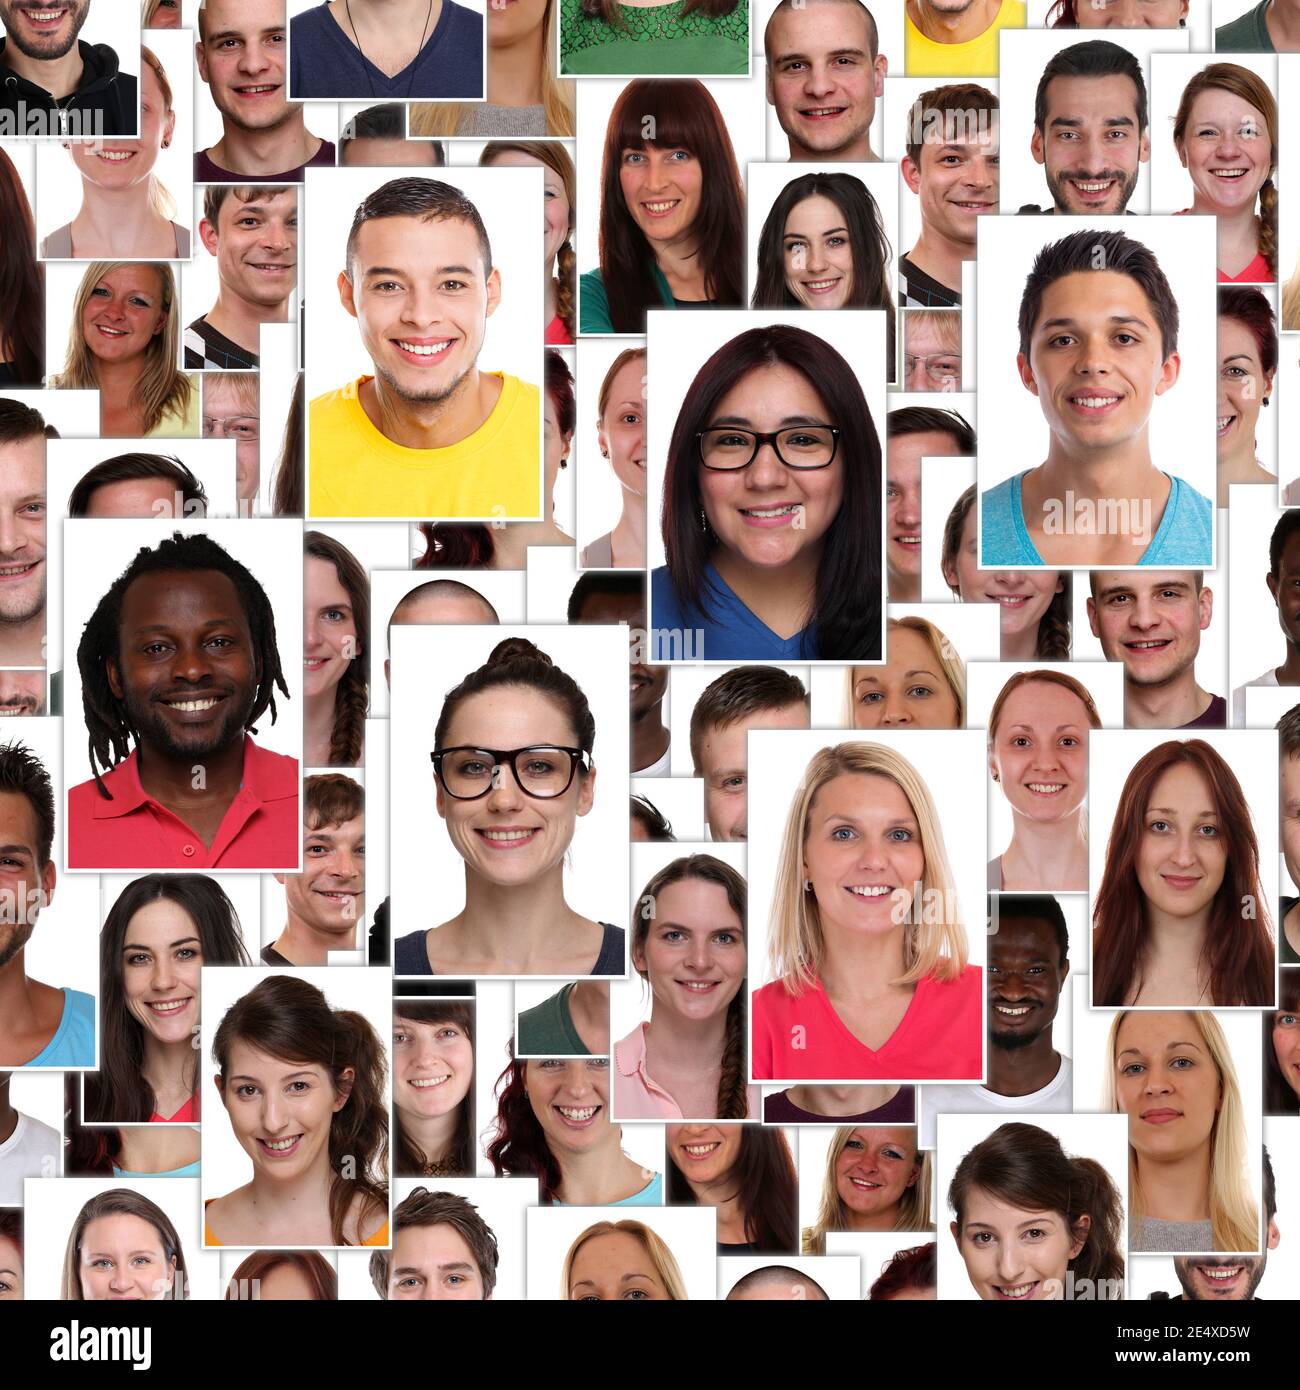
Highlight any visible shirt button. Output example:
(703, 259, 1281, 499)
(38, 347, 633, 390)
(182, 845, 197, 857)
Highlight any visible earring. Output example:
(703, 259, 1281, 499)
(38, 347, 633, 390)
(1264, 397, 1271, 407)
(803, 879, 812, 893)
(600, 449, 609, 458)
(700, 508, 709, 534)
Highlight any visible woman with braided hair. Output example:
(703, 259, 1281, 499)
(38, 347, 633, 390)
(304, 531, 369, 768)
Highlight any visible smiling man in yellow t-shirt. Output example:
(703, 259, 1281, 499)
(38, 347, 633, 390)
(904, 0, 1025, 77)
(308, 177, 541, 521)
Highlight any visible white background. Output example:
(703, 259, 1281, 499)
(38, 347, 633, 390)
(629, 775, 705, 842)
(825, 1227, 938, 1297)
(1228, 485, 1291, 713)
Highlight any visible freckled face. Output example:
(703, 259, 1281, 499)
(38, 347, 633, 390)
(834, 1126, 921, 1219)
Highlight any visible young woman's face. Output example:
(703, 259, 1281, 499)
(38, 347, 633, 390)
(1073, 0, 1187, 25)
(436, 686, 594, 890)
(0, 1235, 21, 1299)
(698, 363, 845, 575)
(989, 682, 1090, 825)
(68, 60, 173, 191)
(568, 1231, 671, 1300)
(1272, 1001, 1300, 1102)
(618, 144, 702, 247)
(802, 772, 926, 940)
(147, 0, 182, 26)
(525, 1058, 612, 1157)
(634, 877, 745, 1027)
(81, 265, 168, 366)
(597, 356, 647, 501)
(218, 1041, 351, 1186)
(78, 1214, 176, 1300)
(1177, 88, 1272, 215)
(667, 1123, 743, 1187)
(484, 148, 570, 270)
(834, 1127, 920, 1220)
(781, 194, 855, 310)
(303, 555, 359, 702)
(256, 1262, 322, 1300)
(953, 1187, 1085, 1301)
(1134, 762, 1227, 925)
(485, 0, 548, 47)
(850, 628, 959, 729)
(543, 390, 572, 509)
(1217, 315, 1272, 463)
(1114, 1011, 1221, 1162)
(944, 514, 1065, 642)
(120, 897, 203, 1050)
(392, 1015, 473, 1122)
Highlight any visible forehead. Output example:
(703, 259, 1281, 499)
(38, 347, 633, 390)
(1187, 87, 1268, 128)
(140, 62, 165, 105)
(82, 1213, 163, 1250)
(961, 1188, 1058, 1228)
(884, 625, 938, 668)
(889, 430, 963, 468)
(810, 770, 914, 818)
(0, 435, 44, 496)
(394, 594, 493, 625)
(572, 1230, 655, 1278)
(701, 701, 808, 760)
(395, 1221, 477, 1268)
(306, 554, 350, 597)
(770, 3, 871, 56)
(1217, 315, 1261, 360)
(258, 1263, 316, 1296)
(86, 477, 180, 518)
(997, 680, 1088, 722)
(1098, 570, 1194, 601)
(713, 363, 827, 417)
(93, 266, 163, 299)
(783, 194, 846, 230)
(119, 568, 248, 630)
(202, 376, 248, 412)
(1147, 760, 1214, 805)
(304, 812, 364, 842)
(606, 357, 646, 402)
(1117, 1010, 1208, 1056)
(990, 913, 1060, 962)
(1033, 270, 1157, 331)
(0, 789, 40, 855)
(652, 875, 740, 924)
(354, 212, 482, 272)
(225, 1038, 327, 1080)
(904, 317, 957, 353)
(124, 896, 200, 942)
(204, 0, 281, 35)
(1044, 72, 1139, 121)
(575, 589, 642, 626)
(843, 1124, 914, 1151)
(444, 684, 576, 741)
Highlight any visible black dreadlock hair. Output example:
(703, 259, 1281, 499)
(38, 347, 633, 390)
(77, 532, 289, 799)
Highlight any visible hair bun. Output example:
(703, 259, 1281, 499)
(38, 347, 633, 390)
(486, 637, 551, 669)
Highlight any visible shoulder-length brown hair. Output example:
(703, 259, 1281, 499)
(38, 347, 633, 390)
(598, 78, 744, 333)
(1092, 739, 1274, 1006)
(392, 1000, 475, 1177)
(0, 147, 44, 384)
(61, 1189, 188, 1300)
(304, 530, 370, 767)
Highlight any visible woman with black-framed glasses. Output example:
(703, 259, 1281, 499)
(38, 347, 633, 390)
(393, 636, 626, 977)
(650, 323, 882, 662)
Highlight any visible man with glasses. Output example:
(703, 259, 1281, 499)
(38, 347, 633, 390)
(902, 310, 962, 392)
(202, 373, 260, 514)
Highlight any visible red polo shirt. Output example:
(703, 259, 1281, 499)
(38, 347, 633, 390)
(67, 734, 300, 871)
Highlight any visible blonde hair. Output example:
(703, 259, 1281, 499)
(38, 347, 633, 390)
(767, 741, 968, 994)
(55, 261, 193, 435)
(842, 617, 967, 726)
(560, 1220, 688, 1300)
(802, 1128, 933, 1254)
(140, 47, 178, 223)
(203, 370, 260, 416)
(409, 0, 574, 137)
(906, 308, 960, 353)
(1283, 255, 1300, 332)
(1102, 1010, 1259, 1252)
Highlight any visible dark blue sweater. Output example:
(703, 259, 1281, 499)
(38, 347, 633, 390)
(289, 1, 483, 99)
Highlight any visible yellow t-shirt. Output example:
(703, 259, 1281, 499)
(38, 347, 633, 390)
(146, 377, 201, 438)
(904, 0, 1025, 77)
(307, 373, 542, 520)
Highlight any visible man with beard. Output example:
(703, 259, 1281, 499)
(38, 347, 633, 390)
(567, 572, 669, 776)
(68, 531, 298, 869)
(0, 742, 94, 1067)
(919, 893, 1070, 1144)
(1152, 1148, 1279, 1299)
(0, 672, 42, 717)
(194, 0, 335, 182)
(0, 400, 49, 668)
(308, 177, 541, 520)
(0, 0, 136, 135)
(1021, 41, 1150, 217)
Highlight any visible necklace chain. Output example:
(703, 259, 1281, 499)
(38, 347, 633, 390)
(344, 0, 436, 100)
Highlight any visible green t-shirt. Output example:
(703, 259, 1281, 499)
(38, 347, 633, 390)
(1215, 0, 1274, 51)
(560, 0, 748, 75)
(517, 984, 590, 1055)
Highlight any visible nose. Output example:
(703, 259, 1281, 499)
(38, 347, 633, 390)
(560, 1065, 593, 1099)
(643, 151, 673, 192)
(109, 1270, 133, 1294)
(803, 59, 834, 97)
(150, 952, 177, 993)
(332, 844, 362, 882)
(997, 1242, 1026, 1284)
(904, 360, 928, 393)
(0, 506, 25, 555)
(998, 971, 1028, 1001)
(1073, 331, 1114, 377)
(170, 641, 214, 685)
(1130, 593, 1159, 629)
(880, 694, 913, 727)
(964, 155, 995, 191)
(261, 1089, 288, 1133)
(895, 485, 920, 526)
(745, 439, 789, 490)
(1169, 830, 1199, 867)
(400, 281, 442, 329)
(686, 934, 711, 971)
(485, 759, 526, 811)
(305, 612, 324, 652)
(238, 39, 270, 74)
(262, 216, 293, 253)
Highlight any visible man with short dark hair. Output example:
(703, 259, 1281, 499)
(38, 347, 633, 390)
(0, 741, 94, 1067)
(0, 401, 47, 668)
(339, 102, 444, 166)
(886, 406, 975, 601)
(370, 1187, 499, 1300)
(0, 673, 42, 717)
(309, 177, 541, 521)
(67, 453, 208, 519)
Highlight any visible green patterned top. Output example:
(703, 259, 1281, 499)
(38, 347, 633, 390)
(560, 0, 749, 76)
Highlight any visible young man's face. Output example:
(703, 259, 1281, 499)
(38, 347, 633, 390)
(698, 701, 809, 842)
(902, 125, 999, 250)
(1173, 1223, 1277, 1302)
(340, 214, 500, 407)
(1087, 572, 1209, 687)
(196, 0, 292, 133)
(200, 189, 298, 310)
(107, 569, 260, 764)
(765, 4, 885, 157)
(887, 429, 964, 588)
(1031, 73, 1149, 215)
(0, 0, 89, 60)
(1266, 532, 1300, 649)
(986, 913, 1068, 1050)
(388, 1223, 487, 1300)
(0, 789, 54, 969)
(278, 813, 364, 941)
(0, 670, 43, 715)
(1018, 270, 1179, 454)
(202, 375, 260, 505)
(0, 435, 46, 634)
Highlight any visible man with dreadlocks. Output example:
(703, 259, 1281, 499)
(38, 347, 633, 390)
(67, 532, 299, 869)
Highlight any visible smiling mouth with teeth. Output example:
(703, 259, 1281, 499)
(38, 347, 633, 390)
(162, 697, 222, 713)
(0, 563, 37, 577)
(799, 107, 845, 118)
(642, 200, 681, 215)
(556, 1105, 599, 1123)
(259, 1134, 303, 1152)
(994, 1282, 1038, 1299)
(994, 1004, 1032, 1016)
(1025, 782, 1065, 794)
(847, 885, 892, 897)
(147, 998, 190, 1013)
(1071, 395, 1121, 409)
(681, 1142, 721, 1156)
(410, 1075, 450, 1088)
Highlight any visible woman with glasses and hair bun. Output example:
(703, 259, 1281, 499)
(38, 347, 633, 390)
(650, 323, 882, 663)
(393, 638, 625, 977)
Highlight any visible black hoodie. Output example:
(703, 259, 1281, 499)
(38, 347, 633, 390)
(0, 38, 137, 137)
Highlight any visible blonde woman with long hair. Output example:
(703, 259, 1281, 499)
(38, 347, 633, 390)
(561, 1219, 688, 1299)
(802, 1127, 932, 1254)
(751, 741, 981, 1081)
(44, 48, 188, 260)
(55, 261, 197, 438)
(1103, 1009, 1259, 1253)
(409, 0, 575, 137)
(844, 616, 966, 728)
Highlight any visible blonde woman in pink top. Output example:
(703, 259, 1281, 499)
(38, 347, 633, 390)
(614, 855, 760, 1120)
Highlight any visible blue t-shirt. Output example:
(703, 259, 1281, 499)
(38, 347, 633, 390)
(979, 471, 1213, 567)
(25, 987, 96, 1067)
(114, 1161, 202, 1179)
(555, 1172, 663, 1208)
(289, 1, 484, 99)
(651, 563, 816, 661)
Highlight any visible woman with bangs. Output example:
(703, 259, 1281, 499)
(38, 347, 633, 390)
(580, 77, 744, 334)
(54, 260, 197, 438)
(1092, 738, 1274, 1008)
(392, 1000, 475, 1177)
(1103, 1009, 1258, 1253)
(802, 1127, 933, 1254)
(751, 741, 981, 1082)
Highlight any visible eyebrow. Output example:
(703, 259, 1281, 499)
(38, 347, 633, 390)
(1222, 353, 1257, 364)
(230, 1070, 319, 1082)
(207, 26, 283, 41)
(1146, 806, 1217, 816)
(364, 264, 476, 277)
(129, 617, 239, 635)
(1048, 115, 1135, 129)
(1118, 1041, 1204, 1057)
(784, 225, 849, 238)
(857, 668, 941, 683)
(0, 843, 34, 856)
(775, 46, 868, 62)
(123, 935, 200, 952)
(707, 414, 828, 427)
(394, 1262, 474, 1275)
(86, 1249, 158, 1258)
(1038, 313, 1150, 333)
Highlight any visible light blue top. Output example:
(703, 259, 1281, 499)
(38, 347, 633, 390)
(25, 987, 95, 1067)
(650, 563, 815, 661)
(114, 1161, 201, 1179)
(557, 1171, 663, 1208)
(980, 470, 1213, 567)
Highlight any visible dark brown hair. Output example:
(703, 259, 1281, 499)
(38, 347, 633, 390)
(667, 1126, 797, 1252)
(905, 83, 999, 167)
(0, 148, 44, 385)
(369, 1187, 499, 1298)
(225, 1250, 337, 1300)
(304, 531, 370, 767)
(392, 1001, 475, 1176)
(271, 373, 304, 517)
(1264, 968, 1300, 1116)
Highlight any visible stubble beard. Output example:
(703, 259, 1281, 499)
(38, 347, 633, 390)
(0, 0, 90, 60)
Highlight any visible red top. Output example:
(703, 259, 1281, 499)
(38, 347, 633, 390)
(1218, 252, 1271, 284)
(751, 964, 983, 1084)
(68, 734, 300, 871)
(545, 314, 573, 345)
(151, 1095, 197, 1123)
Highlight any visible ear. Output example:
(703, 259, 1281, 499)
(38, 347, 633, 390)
(106, 656, 124, 701)
(435, 779, 447, 822)
(941, 554, 959, 592)
(338, 270, 358, 320)
(1198, 584, 1213, 632)
(1154, 350, 1180, 397)
(765, 62, 775, 107)
(1267, 570, 1279, 604)
(162, 106, 176, 150)
(273, 872, 286, 887)
(1058, 955, 1070, 990)
(1085, 595, 1099, 638)
(383, 657, 391, 689)
(1068, 1212, 1091, 1259)
(1263, 366, 1277, 401)
(1016, 352, 1039, 398)
(1267, 1217, 1280, 1251)
(561, 430, 573, 467)
(213, 1073, 225, 1102)
(1030, 125, 1045, 168)
(576, 763, 596, 819)
(905, 1160, 920, 1190)
(1139, 130, 1151, 165)
(195, 39, 208, 84)
(901, 155, 922, 197)
(152, 304, 168, 338)
(631, 933, 646, 974)
(39, 858, 56, 912)
(596, 421, 610, 459)
(332, 1065, 356, 1112)
(1175, 138, 1187, 169)
(198, 217, 219, 259)
(949, 1219, 961, 1249)
(873, 54, 887, 97)
(484, 266, 502, 319)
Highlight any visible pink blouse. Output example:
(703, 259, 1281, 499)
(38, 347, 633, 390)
(614, 1021, 762, 1119)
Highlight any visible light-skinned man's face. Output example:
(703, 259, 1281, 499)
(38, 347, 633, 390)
(275, 813, 364, 942)
(202, 375, 260, 505)
(1031, 73, 1149, 216)
(0, 0, 89, 60)
(0, 788, 54, 970)
(1173, 1218, 1277, 1301)
(388, 1223, 487, 1300)
(196, 0, 292, 134)
(1281, 751, 1300, 890)
(199, 189, 298, 312)
(341, 137, 442, 167)
(0, 670, 43, 715)
(1086, 572, 1209, 687)
(699, 701, 809, 841)
(887, 428, 964, 589)
(901, 124, 999, 251)
(0, 436, 46, 636)
(339, 214, 500, 408)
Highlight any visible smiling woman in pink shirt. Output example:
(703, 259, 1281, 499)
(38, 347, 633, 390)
(751, 741, 982, 1083)
(614, 854, 760, 1120)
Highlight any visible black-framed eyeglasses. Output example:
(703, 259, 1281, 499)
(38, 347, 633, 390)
(431, 746, 592, 800)
(696, 426, 840, 471)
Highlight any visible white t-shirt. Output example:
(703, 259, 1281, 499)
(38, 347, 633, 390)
(0, 1110, 62, 1202)
(918, 1054, 1073, 1148)
(1231, 667, 1279, 728)
(635, 741, 672, 778)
